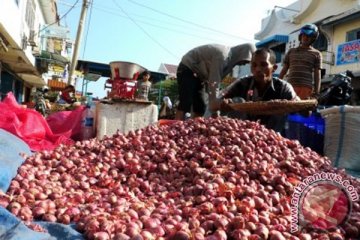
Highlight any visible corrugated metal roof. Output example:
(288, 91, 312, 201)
(256, 35, 289, 48)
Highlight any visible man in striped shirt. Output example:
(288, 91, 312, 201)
(279, 24, 322, 99)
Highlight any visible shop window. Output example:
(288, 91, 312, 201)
(346, 28, 360, 42)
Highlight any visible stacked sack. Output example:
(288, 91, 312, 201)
(320, 105, 360, 176)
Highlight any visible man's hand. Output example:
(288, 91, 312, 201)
(209, 98, 237, 113)
(223, 98, 233, 104)
(220, 98, 234, 112)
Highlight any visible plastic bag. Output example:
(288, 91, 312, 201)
(0, 92, 73, 151)
(46, 106, 86, 141)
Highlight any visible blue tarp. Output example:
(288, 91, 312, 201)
(0, 129, 31, 192)
(36, 222, 83, 240)
(0, 207, 54, 240)
(0, 207, 84, 240)
(0, 129, 84, 240)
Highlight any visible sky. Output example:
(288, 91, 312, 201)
(57, 0, 296, 98)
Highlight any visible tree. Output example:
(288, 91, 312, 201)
(149, 78, 178, 109)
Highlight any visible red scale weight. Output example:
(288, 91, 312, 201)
(105, 61, 146, 100)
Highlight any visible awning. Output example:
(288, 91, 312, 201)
(256, 35, 289, 48)
(48, 79, 67, 90)
(76, 60, 111, 77)
(18, 73, 46, 86)
(322, 8, 360, 26)
(84, 73, 102, 82)
(75, 59, 166, 83)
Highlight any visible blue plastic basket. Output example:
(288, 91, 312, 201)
(285, 112, 325, 155)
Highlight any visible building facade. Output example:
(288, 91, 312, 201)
(255, 0, 360, 104)
(0, 0, 71, 103)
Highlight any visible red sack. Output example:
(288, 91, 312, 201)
(0, 92, 74, 151)
(46, 106, 86, 141)
(158, 119, 180, 126)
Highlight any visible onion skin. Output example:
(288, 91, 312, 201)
(254, 224, 269, 239)
(93, 232, 110, 240)
(329, 232, 344, 240)
(113, 233, 130, 240)
(344, 225, 359, 238)
(43, 213, 57, 222)
(130, 234, 143, 240)
(169, 231, 190, 240)
(269, 230, 286, 240)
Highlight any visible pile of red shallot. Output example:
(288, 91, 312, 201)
(1, 117, 360, 240)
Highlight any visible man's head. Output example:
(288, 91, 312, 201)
(230, 43, 256, 66)
(250, 48, 277, 83)
(64, 85, 75, 93)
(299, 24, 319, 46)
